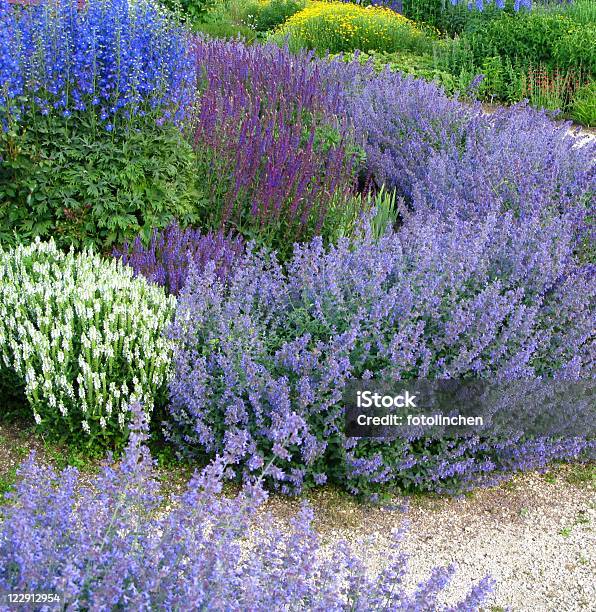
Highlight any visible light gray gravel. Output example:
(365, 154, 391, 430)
(262, 467, 595, 611)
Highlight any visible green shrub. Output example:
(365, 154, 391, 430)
(553, 22, 596, 72)
(467, 13, 584, 68)
(0, 113, 201, 252)
(161, 0, 219, 23)
(402, 0, 518, 36)
(538, 0, 596, 27)
(475, 55, 525, 103)
(270, 1, 429, 55)
(194, 19, 258, 40)
(340, 49, 458, 95)
(402, 0, 474, 35)
(0, 239, 175, 448)
(241, 0, 306, 32)
(196, 0, 263, 39)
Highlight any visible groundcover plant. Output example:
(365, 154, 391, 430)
(0, 405, 495, 609)
(0, 0, 594, 607)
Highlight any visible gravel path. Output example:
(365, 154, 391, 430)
(263, 467, 595, 611)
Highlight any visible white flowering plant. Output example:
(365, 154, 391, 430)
(0, 239, 176, 448)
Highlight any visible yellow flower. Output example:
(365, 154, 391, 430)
(272, 0, 423, 54)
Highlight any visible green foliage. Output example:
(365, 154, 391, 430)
(367, 185, 399, 239)
(402, 0, 518, 37)
(425, 10, 593, 121)
(194, 18, 258, 40)
(0, 239, 176, 450)
(570, 82, 596, 127)
(160, 0, 218, 23)
(467, 13, 584, 69)
(326, 185, 399, 243)
(402, 0, 471, 35)
(536, 0, 596, 27)
(0, 466, 17, 503)
(553, 22, 596, 72)
(475, 55, 525, 103)
(341, 49, 459, 94)
(241, 0, 306, 32)
(195, 0, 263, 39)
(0, 113, 201, 252)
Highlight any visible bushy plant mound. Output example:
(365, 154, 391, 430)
(570, 82, 596, 127)
(0, 0, 194, 127)
(0, 407, 494, 609)
(336, 60, 595, 221)
(168, 211, 594, 496)
(338, 49, 460, 95)
(270, 1, 426, 54)
(240, 0, 306, 32)
(0, 239, 175, 448)
(161, 0, 218, 24)
(0, 115, 201, 250)
(434, 6, 595, 115)
(467, 12, 595, 72)
(114, 223, 244, 295)
(192, 39, 358, 252)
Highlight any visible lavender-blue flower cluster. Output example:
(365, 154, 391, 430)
(168, 208, 594, 495)
(113, 223, 244, 295)
(0, 406, 494, 609)
(338, 63, 595, 229)
(0, 0, 194, 129)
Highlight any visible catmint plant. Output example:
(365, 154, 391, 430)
(338, 62, 595, 232)
(0, 238, 175, 447)
(168, 212, 594, 496)
(0, 404, 494, 609)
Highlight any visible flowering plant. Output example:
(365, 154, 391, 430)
(0, 0, 194, 129)
(0, 405, 494, 609)
(0, 0, 200, 250)
(338, 60, 595, 230)
(0, 239, 175, 447)
(114, 224, 244, 295)
(168, 211, 594, 496)
(191, 39, 357, 252)
(270, 1, 426, 54)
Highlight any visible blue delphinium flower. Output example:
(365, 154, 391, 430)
(0, 0, 195, 128)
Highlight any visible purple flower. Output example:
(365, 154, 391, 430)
(167, 208, 594, 496)
(0, 404, 493, 608)
(191, 39, 356, 249)
(113, 223, 244, 295)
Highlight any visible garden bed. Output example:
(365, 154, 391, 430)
(0, 0, 594, 608)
